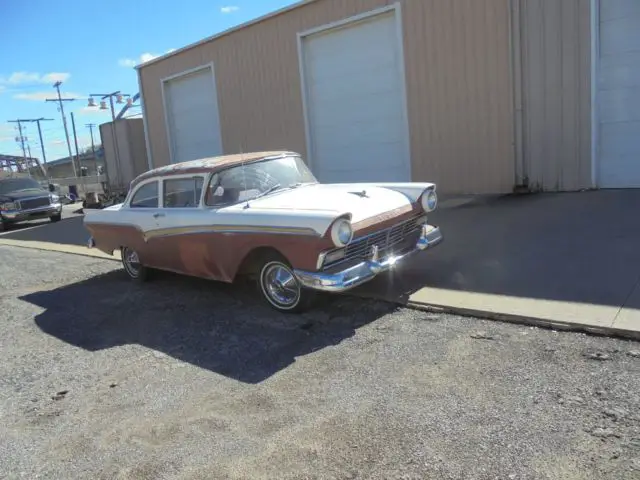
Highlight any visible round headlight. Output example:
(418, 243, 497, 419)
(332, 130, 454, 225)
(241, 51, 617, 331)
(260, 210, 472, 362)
(421, 189, 438, 212)
(331, 218, 353, 247)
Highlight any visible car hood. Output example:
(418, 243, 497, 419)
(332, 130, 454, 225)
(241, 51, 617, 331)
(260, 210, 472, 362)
(0, 189, 49, 202)
(246, 183, 414, 224)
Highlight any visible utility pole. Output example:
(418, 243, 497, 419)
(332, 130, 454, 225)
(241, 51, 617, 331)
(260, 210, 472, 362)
(85, 123, 99, 176)
(88, 91, 130, 191)
(70, 112, 87, 195)
(46, 81, 79, 180)
(7, 119, 28, 173)
(34, 118, 53, 181)
(13, 118, 54, 181)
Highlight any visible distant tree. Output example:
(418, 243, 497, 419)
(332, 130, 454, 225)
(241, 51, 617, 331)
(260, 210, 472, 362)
(82, 144, 102, 155)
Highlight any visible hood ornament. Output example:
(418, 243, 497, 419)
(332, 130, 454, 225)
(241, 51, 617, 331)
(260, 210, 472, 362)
(349, 190, 368, 198)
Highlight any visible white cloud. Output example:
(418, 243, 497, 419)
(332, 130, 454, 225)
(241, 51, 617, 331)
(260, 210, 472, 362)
(221, 5, 239, 13)
(118, 58, 138, 68)
(139, 52, 158, 63)
(118, 49, 177, 68)
(77, 106, 107, 115)
(40, 72, 70, 83)
(13, 91, 84, 101)
(0, 71, 71, 85)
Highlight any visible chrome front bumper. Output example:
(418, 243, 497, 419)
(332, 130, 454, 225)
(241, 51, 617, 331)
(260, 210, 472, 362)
(294, 224, 443, 293)
(0, 203, 62, 222)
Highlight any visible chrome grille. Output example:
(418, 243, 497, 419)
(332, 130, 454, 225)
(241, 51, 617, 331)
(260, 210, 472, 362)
(18, 196, 50, 210)
(323, 214, 423, 270)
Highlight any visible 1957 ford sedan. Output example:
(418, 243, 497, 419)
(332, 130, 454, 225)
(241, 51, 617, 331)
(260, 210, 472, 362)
(84, 151, 443, 312)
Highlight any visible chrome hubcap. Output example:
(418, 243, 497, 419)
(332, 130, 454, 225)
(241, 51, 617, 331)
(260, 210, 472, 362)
(264, 263, 300, 307)
(123, 248, 141, 277)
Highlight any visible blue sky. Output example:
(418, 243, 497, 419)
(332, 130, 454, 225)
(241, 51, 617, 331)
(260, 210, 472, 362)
(0, 0, 297, 163)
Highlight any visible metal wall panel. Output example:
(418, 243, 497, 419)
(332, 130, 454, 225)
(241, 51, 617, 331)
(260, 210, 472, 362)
(518, 0, 593, 191)
(139, 0, 515, 194)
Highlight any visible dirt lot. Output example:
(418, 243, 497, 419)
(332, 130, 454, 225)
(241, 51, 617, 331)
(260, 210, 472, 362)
(0, 245, 639, 480)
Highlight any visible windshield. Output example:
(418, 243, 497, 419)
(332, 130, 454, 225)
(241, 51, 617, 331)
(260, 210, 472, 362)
(0, 178, 44, 195)
(205, 155, 317, 207)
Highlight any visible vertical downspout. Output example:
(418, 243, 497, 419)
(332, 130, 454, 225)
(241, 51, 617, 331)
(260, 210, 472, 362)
(508, 0, 527, 190)
(137, 66, 154, 171)
(590, 0, 599, 188)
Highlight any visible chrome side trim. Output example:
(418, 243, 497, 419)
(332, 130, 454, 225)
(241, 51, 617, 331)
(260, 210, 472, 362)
(142, 224, 320, 241)
(295, 225, 443, 293)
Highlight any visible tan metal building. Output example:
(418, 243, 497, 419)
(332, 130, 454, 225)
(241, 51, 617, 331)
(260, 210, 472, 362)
(137, 0, 640, 194)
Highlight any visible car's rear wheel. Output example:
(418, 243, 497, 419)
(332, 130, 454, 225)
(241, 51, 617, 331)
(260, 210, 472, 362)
(121, 246, 149, 282)
(258, 255, 314, 313)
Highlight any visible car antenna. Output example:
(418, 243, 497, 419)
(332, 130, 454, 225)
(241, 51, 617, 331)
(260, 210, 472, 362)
(240, 145, 250, 209)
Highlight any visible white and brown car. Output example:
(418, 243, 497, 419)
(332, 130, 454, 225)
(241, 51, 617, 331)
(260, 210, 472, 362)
(84, 151, 443, 312)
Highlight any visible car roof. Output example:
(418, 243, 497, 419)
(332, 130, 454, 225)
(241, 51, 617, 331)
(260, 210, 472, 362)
(130, 150, 300, 188)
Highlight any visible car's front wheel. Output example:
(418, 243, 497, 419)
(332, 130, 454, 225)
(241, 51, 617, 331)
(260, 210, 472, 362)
(258, 255, 314, 313)
(50, 213, 62, 223)
(121, 246, 150, 282)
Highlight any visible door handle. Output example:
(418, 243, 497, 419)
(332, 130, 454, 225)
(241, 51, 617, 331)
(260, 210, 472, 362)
(153, 212, 165, 218)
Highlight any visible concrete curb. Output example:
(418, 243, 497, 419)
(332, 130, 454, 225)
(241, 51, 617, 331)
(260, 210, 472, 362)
(404, 299, 640, 342)
(0, 239, 121, 262)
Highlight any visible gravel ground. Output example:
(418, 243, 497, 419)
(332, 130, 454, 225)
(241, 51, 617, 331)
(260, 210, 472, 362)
(0, 245, 639, 480)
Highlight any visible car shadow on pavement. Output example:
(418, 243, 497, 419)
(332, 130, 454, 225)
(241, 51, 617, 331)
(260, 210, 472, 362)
(22, 270, 396, 384)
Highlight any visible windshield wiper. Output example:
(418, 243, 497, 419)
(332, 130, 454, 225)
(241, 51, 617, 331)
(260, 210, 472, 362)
(251, 184, 282, 201)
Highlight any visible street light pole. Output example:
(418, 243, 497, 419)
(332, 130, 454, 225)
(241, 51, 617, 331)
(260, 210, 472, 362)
(85, 123, 99, 177)
(88, 91, 130, 192)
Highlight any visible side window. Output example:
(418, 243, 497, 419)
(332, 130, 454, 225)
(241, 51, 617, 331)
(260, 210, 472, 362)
(163, 177, 204, 208)
(130, 182, 159, 208)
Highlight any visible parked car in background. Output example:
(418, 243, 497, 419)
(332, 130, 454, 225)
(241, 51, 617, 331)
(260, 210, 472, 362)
(0, 176, 63, 232)
(48, 183, 76, 205)
(84, 151, 443, 312)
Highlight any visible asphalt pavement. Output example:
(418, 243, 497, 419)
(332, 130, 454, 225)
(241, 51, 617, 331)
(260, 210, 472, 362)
(0, 203, 88, 246)
(1, 246, 639, 479)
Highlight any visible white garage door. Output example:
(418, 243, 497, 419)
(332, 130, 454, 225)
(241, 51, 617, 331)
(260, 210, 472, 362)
(164, 66, 223, 164)
(301, 11, 410, 183)
(598, 0, 640, 188)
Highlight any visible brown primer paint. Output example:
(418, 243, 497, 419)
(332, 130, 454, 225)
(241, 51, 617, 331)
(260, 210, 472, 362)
(86, 202, 423, 282)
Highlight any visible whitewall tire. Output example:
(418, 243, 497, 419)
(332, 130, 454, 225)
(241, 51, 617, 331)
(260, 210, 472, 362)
(258, 257, 313, 313)
(121, 246, 149, 282)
